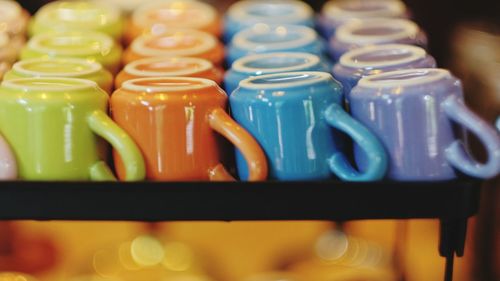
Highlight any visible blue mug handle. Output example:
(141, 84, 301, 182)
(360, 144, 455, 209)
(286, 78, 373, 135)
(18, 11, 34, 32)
(442, 95, 500, 179)
(324, 103, 388, 181)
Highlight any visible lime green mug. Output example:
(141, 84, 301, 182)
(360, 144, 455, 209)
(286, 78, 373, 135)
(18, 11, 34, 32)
(20, 31, 123, 74)
(4, 58, 113, 94)
(0, 78, 145, 181)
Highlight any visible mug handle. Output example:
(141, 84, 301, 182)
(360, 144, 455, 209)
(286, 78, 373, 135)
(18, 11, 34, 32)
(208, 108, 268, 181)
(87, 111, 146, 181)
(442, 95, 500, 178)
(0, 134, 17, 180)
(324, 103, 388, 181)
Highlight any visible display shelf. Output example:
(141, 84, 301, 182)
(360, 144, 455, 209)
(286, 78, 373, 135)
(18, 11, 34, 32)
(0, 179, 481, 221)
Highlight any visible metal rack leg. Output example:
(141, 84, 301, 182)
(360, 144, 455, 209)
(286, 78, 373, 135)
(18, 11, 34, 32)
(439, 219, 468, 281)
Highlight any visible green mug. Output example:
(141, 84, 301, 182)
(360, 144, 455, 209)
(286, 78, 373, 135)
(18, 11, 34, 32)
(20, 31, 123, 74)
(4, 58, 113, 94)
(0, 77, 145, 181)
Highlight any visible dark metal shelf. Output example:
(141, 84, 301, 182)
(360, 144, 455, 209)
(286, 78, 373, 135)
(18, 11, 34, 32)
(0, 179, 481, 222)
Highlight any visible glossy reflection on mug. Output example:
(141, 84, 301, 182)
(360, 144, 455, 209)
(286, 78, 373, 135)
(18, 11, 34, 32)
(350, 68, 500, 180)
(111, 77, 267, 181)
(230, 71, 388, 181)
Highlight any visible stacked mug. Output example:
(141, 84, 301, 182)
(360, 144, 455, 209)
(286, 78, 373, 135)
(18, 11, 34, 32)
(0, 0, 498, 183)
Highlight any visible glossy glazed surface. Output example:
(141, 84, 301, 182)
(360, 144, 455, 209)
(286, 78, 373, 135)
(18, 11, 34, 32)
(351, 68, 500, 180)
(111, 77, 267, 181)
(5, 58, 113, 94)
(224, 0, 314, 42)
(0, 78, 145, 181)
(116, 56, 223, 88)
(227, 24, 327, 66)
(0, 0, 29, 36)
(333, 44, 436, 97)
(230, 71, 387, 181)
(224, 52, 330, 95)
(20, 31, 123, 74)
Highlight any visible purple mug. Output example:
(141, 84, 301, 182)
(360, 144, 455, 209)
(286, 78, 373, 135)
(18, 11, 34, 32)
(329, 18, 427, 61)
(350, 68, 500, 180)
(333, 44, 436, 97)
(318, 0, 408, 39)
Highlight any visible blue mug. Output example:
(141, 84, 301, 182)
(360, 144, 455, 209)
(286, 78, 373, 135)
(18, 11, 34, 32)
(350, 68, 500, 180)
(226, 24, 327, 66)
(230, 71, 388, 181)
(224, 52, 330, 95)
(329, 18, 428, 61)
(224, 0, 314, 42)
(333, 44, 436, 98)
(318, 0, 408, 39)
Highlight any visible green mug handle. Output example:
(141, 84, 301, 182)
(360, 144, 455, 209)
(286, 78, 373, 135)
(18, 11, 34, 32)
(87, 110, 145, 181)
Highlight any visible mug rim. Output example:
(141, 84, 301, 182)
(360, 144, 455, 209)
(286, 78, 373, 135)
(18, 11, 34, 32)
(124, 56, 214, 77)
(27, 31, 115, 56)
(240, 71, 332, 90)
(232, 24, 317, 51)
(322, 0, 405, 21)
(130, 29, 217, 57)
(0, 0, 22, 22)
(228, 0, 313, 23)
(336, 18, 419, 44)
(2, 77, 98, 92)
(232, 52, 320, 74)
(13, 58, 103, 77)
(357, 68, 451, 88)
(123, 76, 217, 93)
(133, 0, 217, 29)
(339, 44, 427, 68)
(35, 0, 121, 26)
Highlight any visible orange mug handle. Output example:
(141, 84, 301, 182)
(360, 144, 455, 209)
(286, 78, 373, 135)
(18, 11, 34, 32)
(208, 108, 268, 181)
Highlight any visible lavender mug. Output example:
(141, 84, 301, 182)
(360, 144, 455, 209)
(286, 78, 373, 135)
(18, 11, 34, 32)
(350, 68, 500, 180)
(333, 44, 436, 98)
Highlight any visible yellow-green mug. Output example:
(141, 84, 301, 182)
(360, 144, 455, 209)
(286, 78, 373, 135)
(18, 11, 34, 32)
(0, 77, 145, 181)
(4, 58, 113, 94)
(28, 0, 123, 40)
(20, 31, 123, 74)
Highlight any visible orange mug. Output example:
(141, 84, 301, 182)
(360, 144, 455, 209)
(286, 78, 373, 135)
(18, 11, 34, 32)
(126, 0, 222, 44)
(115, 56, 223, 88)
(111, 77, 268, 181)
(123, 29, 224, 66)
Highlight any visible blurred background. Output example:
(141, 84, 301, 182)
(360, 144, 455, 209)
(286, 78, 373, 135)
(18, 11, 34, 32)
(2, 0, 499, 281)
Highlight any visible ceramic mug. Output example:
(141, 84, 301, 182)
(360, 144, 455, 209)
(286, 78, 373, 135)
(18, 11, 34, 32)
(111, 77, 268, 181)
(0, 78, 145, 181)
(230, 71, 388, 181)
(0, 0, 30, 37)
(329, 18, 427, 61)
(126, 0, 221, 44)
(227, 24, 327, 66)
(318, 0, 407, 39)
(0, 32, 25, 64)
(123, 29, 224, 66)
(20, 31, 123, 74)
(224, 52, 330, 95)
(28, 0, 124, 40)
(350, 68, 500, 180)
(224, 0, 314, 42)
(333, 44, 436, 97)
(5, 58, 113, 94)
(115, 56, 223, 89)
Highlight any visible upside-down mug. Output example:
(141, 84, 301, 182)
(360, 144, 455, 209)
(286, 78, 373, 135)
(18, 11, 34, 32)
(111, 77, 268, 181)
(224, 0, 314, 42)
(230, 71, 388, 181)
(0, 78, 145, 181)
(115, 56, 223, 89)
(5, 58, 113, 94)
(329, 18, 427, 61)
(350, 68, 500, 180)
(20, 31, 123, 74)
(224, 52, 330, 95)
(123, 29, 224, 66)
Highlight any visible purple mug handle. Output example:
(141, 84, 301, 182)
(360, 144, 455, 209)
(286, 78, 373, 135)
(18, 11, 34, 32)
(0, 134, 17, 180)
(442, 95, 500, 179)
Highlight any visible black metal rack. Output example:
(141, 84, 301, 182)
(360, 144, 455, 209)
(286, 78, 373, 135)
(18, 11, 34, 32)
(0, 179, 482, 281)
